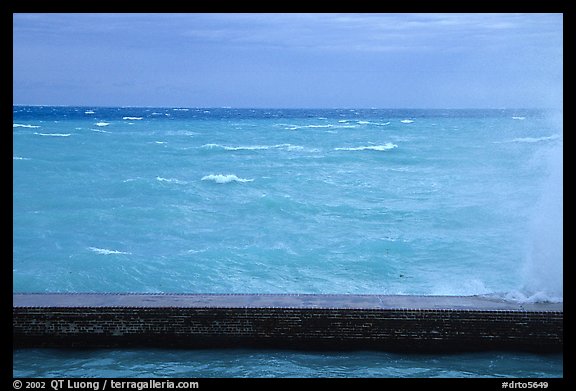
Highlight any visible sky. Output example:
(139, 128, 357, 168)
(13, 13, 563, 108)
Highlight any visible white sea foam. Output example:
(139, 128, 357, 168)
(33, 132, 71, 137)
(512, 116, 526, 120)
(95, 122, 110, 127)
(201, 174, 254, 184)
(202, 144, 269, 151)
(88, 247, 131, 255)
(90, 128, 111, 133)
(173, 108, 189, 111)
(201, 143, 309, 152)
(156, 176, 187, 184)
(123, 117, 143, 120)
(13, 156, 31, 160)
(499, 290, 563, 304)
(400, 119, 414, 124)
(277, 123, 335, 130)
(334, 143, 398, 151)
(84, 110, 95, 114)
(357, 121, 391, 126)
(13, 124, 40, 128)
(508, 135, 560, 143)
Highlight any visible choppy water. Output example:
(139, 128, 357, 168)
(13, 106, 563, 377)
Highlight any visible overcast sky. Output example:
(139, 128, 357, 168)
(13, 13, 563, 108)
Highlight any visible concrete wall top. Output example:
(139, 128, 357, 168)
(13, 293, 563, 312)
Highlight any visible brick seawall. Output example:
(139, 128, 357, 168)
(13, 293, 563, 352)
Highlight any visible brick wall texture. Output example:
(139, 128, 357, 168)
(13, 307, 563, 352)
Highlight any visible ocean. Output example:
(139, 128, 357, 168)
(12, 106, 563, 378)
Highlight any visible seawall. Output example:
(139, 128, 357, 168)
(13, 293, 563, 352)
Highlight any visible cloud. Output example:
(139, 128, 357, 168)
(13, 13, 563, 108)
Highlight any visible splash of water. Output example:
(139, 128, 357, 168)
(515, 114, 563, 303)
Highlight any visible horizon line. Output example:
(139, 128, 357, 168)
(12, 104, 554, 111)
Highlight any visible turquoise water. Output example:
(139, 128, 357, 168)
(13, 107, 563, 377)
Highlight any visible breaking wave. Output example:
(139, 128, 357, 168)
(201, 174, 254, 184)
(334, 143, 398, 151)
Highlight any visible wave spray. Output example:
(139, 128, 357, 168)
(516, 112, 563, 302)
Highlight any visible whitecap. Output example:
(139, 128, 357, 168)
(13, 156, 31, 160)
(90, 128, 111, 133)
(34, 132, 71, 137)
(305, 124, 333, 128)
(123, 116, 143, 120)
(84, 110, 95, 114)
(334, 143, 398, 151)
(156, 176, 187, 184)
(88, 247, 131, 255)
(357, 121, 370, 124)
(498, 135, 561, 143)
(95, 122, 110, 127)
(201, 143, 307, 152)
(173, 108, 189, 111)
(13, 124, 40, 128)
(201, 174, 254, 184)
(512, 116, 526, 120)
(400, 119, 414, 124)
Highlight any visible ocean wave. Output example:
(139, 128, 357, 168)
(202, 143, 269, 151)
(498, 135, 561, 143)
(201, 174, 254, 184)
(33, 132, 71, 137)
(88, 247, 131, 255)
(276, 123, 335, 130)
(400, 119, 414, 124)
(512, 116, 526, 120)
(123, 117, 143, 120)
(84, 110, 95, 114)
(334, 143, 398, 152)
(95, 122, 110, 127)
(13, 124, 40, 128)
(90, 128, 111, 133)
(156, 176, 187, 184)
(357, 121, 391, 126)
(487, 291, 563, 304)
(13, 156, 31, 160)
(201, 143, 309, 152)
